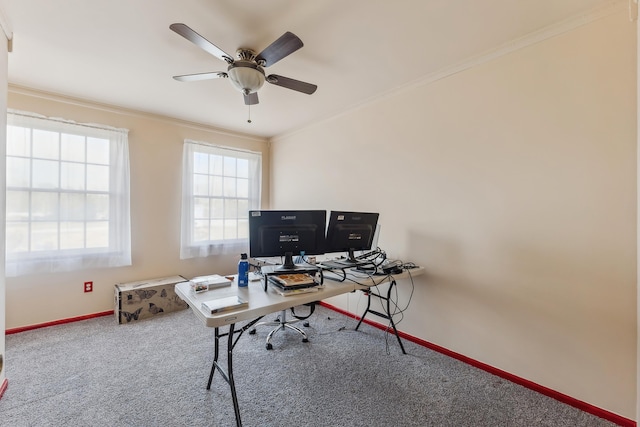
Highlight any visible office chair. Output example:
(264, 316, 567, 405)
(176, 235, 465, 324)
(249, 308, 311, 350)
(250, 261, 319, 350)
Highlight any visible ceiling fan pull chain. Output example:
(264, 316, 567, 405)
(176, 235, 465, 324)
(247, 104, 252, 124)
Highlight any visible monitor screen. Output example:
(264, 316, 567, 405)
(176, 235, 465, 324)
(249, 210, 326, 272)
(324, 211, 380, 264)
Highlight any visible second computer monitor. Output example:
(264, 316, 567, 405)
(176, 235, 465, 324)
(324, 211, 380, 264)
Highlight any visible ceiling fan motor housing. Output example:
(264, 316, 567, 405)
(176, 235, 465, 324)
(227, 49, 266, 94)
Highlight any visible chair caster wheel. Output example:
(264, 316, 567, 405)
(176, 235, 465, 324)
(266, 343, 273, 350)
(302, 338, 309, 343)
(249, 329, 256, 335)
(303, 322, 310, 327)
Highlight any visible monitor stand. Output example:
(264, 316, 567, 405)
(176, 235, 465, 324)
(274, 252, 310, 273)
(338, 248, 361, 266)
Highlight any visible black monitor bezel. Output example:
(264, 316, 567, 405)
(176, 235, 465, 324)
(248, 209, 326, 272)
(324, 211, 379, 263)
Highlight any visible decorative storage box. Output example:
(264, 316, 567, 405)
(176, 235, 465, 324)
(115, 275, 188, 324)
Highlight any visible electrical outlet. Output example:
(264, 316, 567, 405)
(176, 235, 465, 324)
(84, 281, 93, 293)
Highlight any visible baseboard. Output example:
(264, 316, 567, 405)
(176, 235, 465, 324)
(319, 301, 636, 427)
(2, 309, 111, 404)
(0, 378, 7, 400)
(5, 310, 114, 335)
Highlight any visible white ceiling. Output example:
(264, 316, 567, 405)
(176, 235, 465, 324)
(0, 0, 620, 139)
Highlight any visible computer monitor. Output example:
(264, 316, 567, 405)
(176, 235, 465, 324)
(324, 211, 380, 265)
(249, 210, 326, 272)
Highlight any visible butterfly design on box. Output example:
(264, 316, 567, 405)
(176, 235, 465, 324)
(134, 289, 157, 300)
(148, 303, 164, 315)
(121, 307, 142, 323)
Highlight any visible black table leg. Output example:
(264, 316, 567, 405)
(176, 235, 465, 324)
(205, 317, 264, 426)
(207, 327, 220, 389)
(384, 280, 406, 354)
(355, 279, 406, 354)
(355, 292, 371, 331)
(227, 323, 242, 426)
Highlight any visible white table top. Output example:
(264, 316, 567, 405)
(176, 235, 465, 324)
(175, 276, 355, 328)
(175, 266, 424, 328)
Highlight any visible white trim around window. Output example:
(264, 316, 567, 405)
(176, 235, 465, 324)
(5, 110, 132, 276)
(180, 140, 262, 259)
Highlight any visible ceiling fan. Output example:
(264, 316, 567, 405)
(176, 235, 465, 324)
(170, 23, 318, 106)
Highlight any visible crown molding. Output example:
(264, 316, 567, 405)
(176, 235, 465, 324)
(8, 84, 267, 143)
(273, 0, 627, 143)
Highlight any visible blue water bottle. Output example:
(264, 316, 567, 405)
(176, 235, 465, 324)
(238, 253, 249, 287)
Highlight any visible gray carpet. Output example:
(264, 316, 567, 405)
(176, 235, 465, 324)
(0, 305, 619, 427)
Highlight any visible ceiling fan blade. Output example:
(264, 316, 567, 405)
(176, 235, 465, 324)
(244, 92, 259, 105)
(256, 32, 303, 67)
(173, 72, 227, 82)
(170, 23, 234, 64)
(266, 74, 317, 95)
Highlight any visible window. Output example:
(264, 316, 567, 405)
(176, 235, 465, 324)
(5, 110, 131, 276)
(180, 140, 262, 259)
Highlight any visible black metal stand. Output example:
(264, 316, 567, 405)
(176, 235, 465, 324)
(207, 316, 264, 427)
(262, 265, 321, 292)
(355, 278, 406, 354)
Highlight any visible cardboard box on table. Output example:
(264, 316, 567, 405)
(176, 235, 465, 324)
(115, 275, 188, 324)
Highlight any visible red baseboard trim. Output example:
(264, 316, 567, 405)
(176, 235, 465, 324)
(0, 378, 7, 400)
(5, 310, 114, 335)
(319, 301, 636, 427)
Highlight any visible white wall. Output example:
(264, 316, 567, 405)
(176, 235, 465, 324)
(5, 88, 270, 329)
(271, 11, 636, 419)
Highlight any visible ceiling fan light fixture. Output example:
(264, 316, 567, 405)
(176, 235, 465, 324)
(227, 62, 265, 94)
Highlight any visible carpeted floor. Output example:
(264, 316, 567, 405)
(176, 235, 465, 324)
(0, 305, 619, 427)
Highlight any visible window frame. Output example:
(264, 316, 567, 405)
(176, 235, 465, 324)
(5, 110, 131, 276)
(180, 140, 262, 259)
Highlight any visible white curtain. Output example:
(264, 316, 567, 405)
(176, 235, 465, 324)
(5, 110, 131, 276)
(180, 140, 262, 259)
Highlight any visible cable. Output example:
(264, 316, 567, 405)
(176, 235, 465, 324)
(320, 255, 417, 354)
(367, 260, 415, 353)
